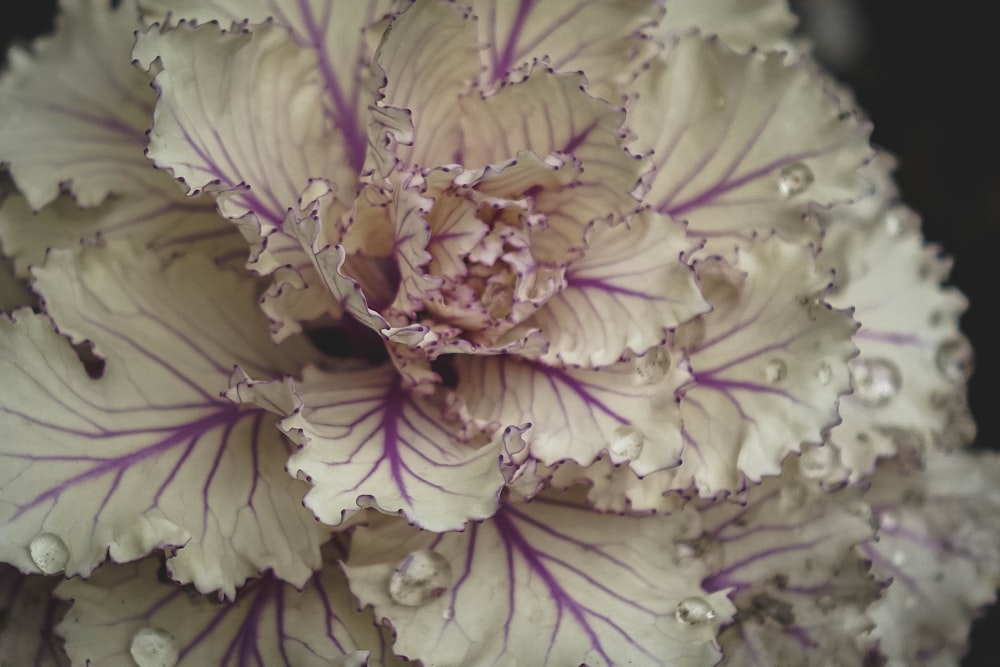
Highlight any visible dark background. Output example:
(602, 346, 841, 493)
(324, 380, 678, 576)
(2, 1, 998, 663)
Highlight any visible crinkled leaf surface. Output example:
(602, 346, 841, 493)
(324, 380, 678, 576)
(345, 491, 735, 666)
(55, 548, 390, 667)
(269, 364, 505, 531)
(459, 69, 642, 260)
(670, 236, 857, 495)
(0, 245, 326, 597)
(0, 180, 245, 277)
(371, 4, 642, 259)
(862, 452, 1000, 667)
(524, 210, 708, 367)
(138, 0, 401, 175)
(133, 20, 352, 268)
(369, 0, 482, 172)
(656, 0, 797, 52)
(0, 0, 158, 209)
(627, 35, 871, 244)
(456, 350, 688, 475)
(821, 200, 970, 478)
(0, 564, 70, 667)
(698, 467, 879, 666)
(474, 0, 661, 99)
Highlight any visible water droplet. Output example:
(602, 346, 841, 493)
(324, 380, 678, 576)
(851, 358, 901, 407)
(130, 627, 179, 667)
(609, 425, 644, 461)
(777, 162, 814, 197)
(634, 347, 670, 385)
(675, 597, 717, 626)
(936, 339, 973, 384)
(879, 510, 900, 531)
(817, 594, 838, 612)
(799, 445, 839, 480)
(675, 533, 724, 571)
(882, 205, 920, 236)
(442, 607, 455, 620)
(28, 533, 69, 575)
(816, 361, 832, 385)
(388, 550, 453, 607)
(764, 359, 787, 384)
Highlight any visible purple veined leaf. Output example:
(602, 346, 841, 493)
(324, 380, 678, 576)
(668, 235, 857, 496)
(693, 464, 880, 666)
(133, 20, 354, 258)
(55, 545, 401, 667)
(371, 3, 644, 256)
(0, 0, 159, 210)
(289, 211, 391, 335)
(0, 244, 327, 598)
(475, 0, 662, 99)
(521, 209, 709, 367)
(861, 451, 1000, 667)
(274, 364, 506, 532)
(456, 348, 688, 476)
(653, 0, 797, 53)
(0, 564, 70, 667)
(626, 34, 872, 246)
(367, 0, 482, 174)
(819, 176, 971, 478)
(0, 176, 247, 277)
(459, 67, 643, 260)
(344, 490, 736, 667)
(138, 0, 401, 176)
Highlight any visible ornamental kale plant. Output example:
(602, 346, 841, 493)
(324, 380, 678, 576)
(0, 0, 995, 665)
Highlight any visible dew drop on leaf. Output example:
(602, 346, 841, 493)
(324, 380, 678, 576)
(799, 444, 839, 480)
(879, 509, 900, 530)
(388, 550, 453, 607)
(851, 357, 901, 407)
(28, 533, 69, 574)
(816, 360, 832, 385)
(764, 358, 788, 384)
(776, 162, 814, 196)
(675, 597, 717, 626)
(634, 347, 670, 385)
(882, 205, 920, 236)
(935, 338, 973, 384)
(609, 425, 645, 461)
(130, 627, 179, 667)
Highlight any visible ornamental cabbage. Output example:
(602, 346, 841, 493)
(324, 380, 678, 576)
(0, 1, 994, 666)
